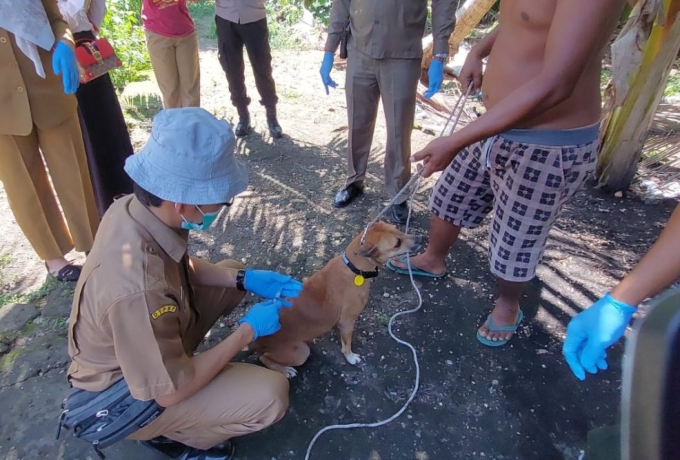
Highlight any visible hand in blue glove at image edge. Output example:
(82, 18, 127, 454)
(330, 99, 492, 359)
(424, 59, 444, 99)
(238, 298, 291, 340)
(319, 51, 338, 95)
(562, 292, 637, 381)
(243, 269, 303, 305)
(52, 41, 79, 95)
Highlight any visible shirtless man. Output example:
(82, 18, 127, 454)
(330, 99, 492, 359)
(387, 0, 626, 346)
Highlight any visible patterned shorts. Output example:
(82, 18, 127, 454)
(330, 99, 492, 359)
(430, 125, 599, 282)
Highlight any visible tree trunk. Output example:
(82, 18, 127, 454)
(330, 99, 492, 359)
(597, 0, 680, 191)
(420, 0, 497, 81)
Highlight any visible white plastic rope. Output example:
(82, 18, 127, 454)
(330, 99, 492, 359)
(304, 87, 470, 460)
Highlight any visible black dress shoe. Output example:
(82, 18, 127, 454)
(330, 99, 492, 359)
(387, 202, 409, 225)
(142, 436, 235, 460)
(266, 107, 283, 138)
(234, 110, 252, 137)
(333, 182, 364, 208)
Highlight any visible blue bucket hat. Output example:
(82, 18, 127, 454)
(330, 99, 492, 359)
(124, 107, 248, 205)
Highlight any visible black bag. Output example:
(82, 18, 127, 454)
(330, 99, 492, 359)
(56, 378, 164, 459)
(339, 22, 350, 59)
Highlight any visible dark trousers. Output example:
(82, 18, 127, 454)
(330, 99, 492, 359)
(215, 16, 278, 110)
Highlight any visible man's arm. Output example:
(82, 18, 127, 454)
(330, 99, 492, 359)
(610, 204, 680, 306)
(470, 26, 499, 60)
(44, 0, 74, 46)
(155, 324, 254, 407)
(188, 256, 238, 288)
(415, 0, 625, 176)
(431, 0, 457, 56)
(324, 0, 350, 54)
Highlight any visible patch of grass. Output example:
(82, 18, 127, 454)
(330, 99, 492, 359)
(0, 348, 27, 372)
(267, 17, 307, 50)
(664, 68, 680, 98)
(0, 277, 58, 309)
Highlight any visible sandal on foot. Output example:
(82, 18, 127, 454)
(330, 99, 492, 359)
(386, 254, 446, 279)
(46, 263, 82, 282)
(476, 309, 524, 347)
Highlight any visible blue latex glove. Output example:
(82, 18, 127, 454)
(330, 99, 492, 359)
(238, 298, 291, 340)
(52, 41, 79, 94)
(424, 60, 444, 99)
(563, 293, 637, 381)
(319, 51, 337, 95)
(243, 269, 303, 305)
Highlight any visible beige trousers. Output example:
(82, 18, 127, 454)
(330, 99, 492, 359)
(345, 50, 421, 202)
(129, 260, 290, 449)
(145, 30, 201, 108)
(0, 115, 99, 260)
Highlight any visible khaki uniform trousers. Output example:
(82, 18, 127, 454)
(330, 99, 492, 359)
(345, 50, 421, 202)
(0, 114, 99, 260)
(129, 260, 290, 450)
(145, 30, 201, 109)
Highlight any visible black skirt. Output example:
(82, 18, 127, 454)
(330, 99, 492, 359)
(75, 31, 134, 217)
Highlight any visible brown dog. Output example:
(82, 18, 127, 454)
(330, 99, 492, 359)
(254, 221, 425, 378)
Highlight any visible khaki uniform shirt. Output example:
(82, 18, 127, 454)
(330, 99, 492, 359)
(324, 0, 456, 59)
(215, 0, 266, 25)
(67, 196, 199, 401)
(0, 0, 76, 136)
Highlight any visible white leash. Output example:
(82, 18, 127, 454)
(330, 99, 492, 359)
(304, 87, 470, 460)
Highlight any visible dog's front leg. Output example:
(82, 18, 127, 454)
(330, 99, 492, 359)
(339, 319, 361, 365)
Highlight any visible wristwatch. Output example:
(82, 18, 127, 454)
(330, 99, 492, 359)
(433, 53, 448, 63)
(236, 269, 246, 292)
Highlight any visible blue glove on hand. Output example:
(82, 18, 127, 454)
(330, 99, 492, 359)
(424, 59, 444, 99)
(238, 298, 290, 340)
(52, 41, 79, 94)
(243, 269, 303, 305)
(563, 293, 637, 381)
(320, 51, 337, 95)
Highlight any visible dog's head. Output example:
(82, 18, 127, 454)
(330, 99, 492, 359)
(354, 221, 425, 265)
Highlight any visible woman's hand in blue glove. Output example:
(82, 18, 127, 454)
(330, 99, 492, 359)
(563, 293, 637, 381)
(424, 60, 444, 99)
(52, 41, 79, 94)
(243, 269, 303, 304)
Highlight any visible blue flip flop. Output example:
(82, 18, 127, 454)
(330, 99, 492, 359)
(476, 309, 524, 347)
(386, 254, 447, 279)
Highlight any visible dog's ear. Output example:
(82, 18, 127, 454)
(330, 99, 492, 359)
(355, 243, 378, 259)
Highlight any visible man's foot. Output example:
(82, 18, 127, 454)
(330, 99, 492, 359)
(333, 182, 364, 208)
(388, 252, 446, 278)
(234, 109, 252, 137)
(387, 202, 409, 224)
(141, 436, 235, 460)
(476, 303, 524, 346)
(266, 107, 283, 138)
(45, 258, 82, 282)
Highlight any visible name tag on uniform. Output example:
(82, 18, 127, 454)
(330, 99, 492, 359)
(151, 305, 177, 320)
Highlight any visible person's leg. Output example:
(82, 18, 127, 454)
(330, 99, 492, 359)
(215, 15, 251, 134)
(0, 130, 74, 267)
(240, 19, 280, 118)
(183, 259, 247, 353)
(38, 114, 99, 255)
(344, 50, 380, 188)
(175, 31, 201, 107)
(129, 362, 289, 450)
(377, 58, 421, 203)
(145, 30, 181, 109)
(390, 141, 494, 275)
(479, 132, 599, 342)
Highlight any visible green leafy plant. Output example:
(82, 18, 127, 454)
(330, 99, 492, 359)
(99, 0, 151, 90)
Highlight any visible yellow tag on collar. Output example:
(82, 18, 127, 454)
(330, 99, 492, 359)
(354, 275, 365, 286)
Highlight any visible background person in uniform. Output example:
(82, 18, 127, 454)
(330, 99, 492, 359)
(58, 0, 135, 216)
(215, 0, 283, 139)
(66, 108, 302, 460)
(388, 0, 627, 347)
(142, 0, 201, 108)
(321, 0, 457, 224)
(0, 0, 99, 282)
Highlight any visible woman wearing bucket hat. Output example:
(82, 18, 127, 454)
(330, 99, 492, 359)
(63, 108, 302, 460)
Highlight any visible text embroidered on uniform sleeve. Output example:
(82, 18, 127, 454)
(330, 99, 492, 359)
(151, 304, 178, 320)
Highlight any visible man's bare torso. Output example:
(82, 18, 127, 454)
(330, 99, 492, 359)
(482, 0, 619, 130)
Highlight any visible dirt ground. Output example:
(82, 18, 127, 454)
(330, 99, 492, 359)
(1, 15, 678, 460)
